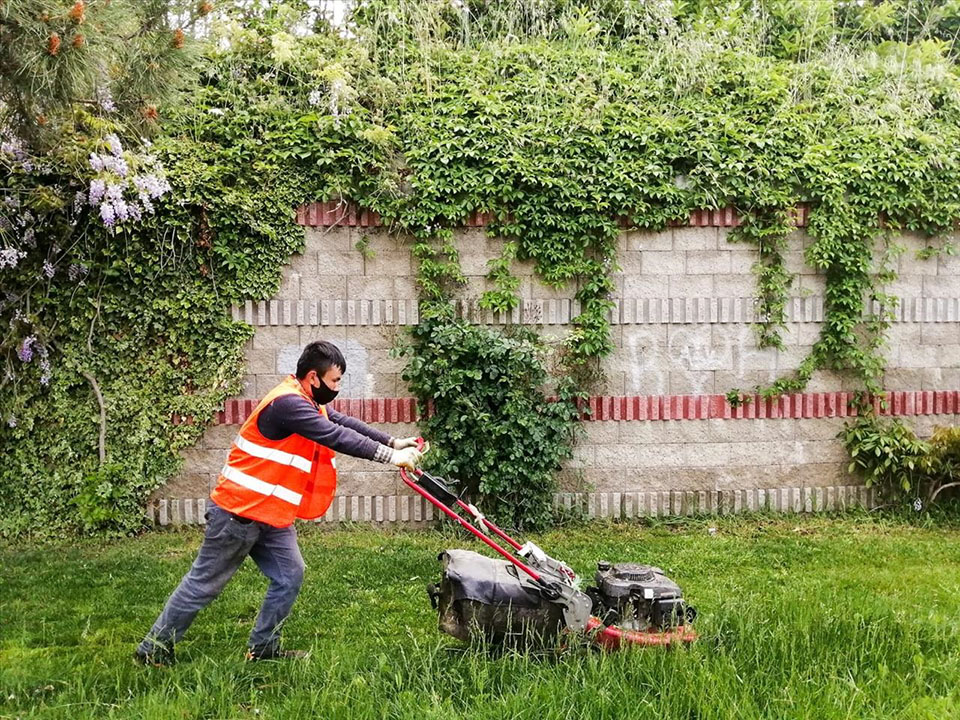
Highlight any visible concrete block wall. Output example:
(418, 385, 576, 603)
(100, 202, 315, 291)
(150, 208, 960, 525)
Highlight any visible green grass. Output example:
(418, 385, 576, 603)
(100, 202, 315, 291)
(2, 513, 960, 719)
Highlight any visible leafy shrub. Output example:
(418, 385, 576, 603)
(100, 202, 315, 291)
(842, 415, 960, 506)
(398, 318, 582, 529)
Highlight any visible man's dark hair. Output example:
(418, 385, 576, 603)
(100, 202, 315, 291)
(296, 340, 346, 379)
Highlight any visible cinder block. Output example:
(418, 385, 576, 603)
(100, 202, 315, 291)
(286, 252, 318, 276)
(584, 421, 620, 444)
(668, 276, 715, 297)
(179, 447, 228, 476)
(624, 230, 672, 251)
(618, 252, 644, 274)
(900, 250, 938, 276)
(246, 346, 277, 374)
(668, 371, 715, 394)
(642, 251, 685, 275)
(276, 271, 301, 300)
(713, 275, 757, 296)
(364, 250, 414, 277)
(883, 368, 925, 390)
(686, 250, 731, 275)
(622, 275, 666, 299)
(672, 227, 719, 250)
(922, 325, 960, 345)
(921, 368, 960, 390)
(299, 274, 348, 300)
(939, 345, 960, 368)
(326, 249, 366, 276)
(345, 276, 399, 300)
(796, 275, 828, 295)
(729, 250, 759, 274)
(303, 227, 354, 254)
(238, 374, 257, 398)
(202, 424, 239, 450)
(923, 275, 960, 296)
(156, 472, 212, 499)
(252, 326, 301, 350)
(898, 345, 941, 368)
(336, 471, 397, 496)
(797, 416, 846, 441)
(938, 248, 960, 274)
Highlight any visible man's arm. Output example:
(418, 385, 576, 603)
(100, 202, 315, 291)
(325, 406, 394, 447)
(257, 395, 393, 463)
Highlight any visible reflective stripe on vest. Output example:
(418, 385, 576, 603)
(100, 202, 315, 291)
(220, 465, 303, 506)
(233, 435, 312, 474)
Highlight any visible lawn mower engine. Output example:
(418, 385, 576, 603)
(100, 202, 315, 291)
(587, 561, 697, 632)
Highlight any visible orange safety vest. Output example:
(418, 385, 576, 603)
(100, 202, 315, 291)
(210, 375, 337, 527)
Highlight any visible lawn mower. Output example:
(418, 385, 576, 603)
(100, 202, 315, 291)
(400, 440, 697, 650)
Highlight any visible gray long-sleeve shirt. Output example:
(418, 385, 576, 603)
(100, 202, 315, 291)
(257, 394, 393, 463)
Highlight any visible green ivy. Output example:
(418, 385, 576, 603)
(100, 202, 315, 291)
(5, 3, 960, 535)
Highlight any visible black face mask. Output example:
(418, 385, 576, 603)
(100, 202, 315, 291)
(311, 377, 339, 405)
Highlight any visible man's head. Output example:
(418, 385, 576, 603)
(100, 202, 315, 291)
(296, 340, 346, 402)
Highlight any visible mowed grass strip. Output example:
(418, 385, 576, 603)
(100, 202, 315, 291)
(2, 513, 959, 720)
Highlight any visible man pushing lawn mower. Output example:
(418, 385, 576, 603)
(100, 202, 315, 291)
(135, 340, 424, 666)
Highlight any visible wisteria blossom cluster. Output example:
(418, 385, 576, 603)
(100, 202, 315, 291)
(1, 191, 37, 273)
(96, 85, 117, 113)
(1, 135, 34, 173)
(0, 247, 26, 271)
(16, 334, 51, 384)
(82, 134, 172, 229)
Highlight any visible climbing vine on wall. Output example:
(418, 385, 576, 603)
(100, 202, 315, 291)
(4, 1, 960, 535)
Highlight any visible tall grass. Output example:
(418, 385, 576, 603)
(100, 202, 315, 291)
(2, 513, 959, 718)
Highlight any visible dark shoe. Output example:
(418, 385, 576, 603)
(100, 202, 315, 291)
(245, 646, 309, 661)
(134, 645, 175, 667)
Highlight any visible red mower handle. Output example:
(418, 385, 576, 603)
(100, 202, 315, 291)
(399, 438, 543, 583)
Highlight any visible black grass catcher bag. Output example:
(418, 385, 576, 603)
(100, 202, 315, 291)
(427, 549, 566, 645)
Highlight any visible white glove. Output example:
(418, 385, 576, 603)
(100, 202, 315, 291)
(390, 446, 423, 471)
(392, 436, 420, 450)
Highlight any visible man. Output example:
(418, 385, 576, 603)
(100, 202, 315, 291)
(135, 340, 423, 665)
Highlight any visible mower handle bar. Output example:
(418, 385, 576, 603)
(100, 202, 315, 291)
(399, 437, 545, 586)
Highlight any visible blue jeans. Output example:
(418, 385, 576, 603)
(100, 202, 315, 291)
(137, 501, 306, 655)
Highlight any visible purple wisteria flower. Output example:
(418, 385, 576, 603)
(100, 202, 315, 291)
(39, 356, 51, 385)
(86, 139, 171, 228)
(42, 261, 55, 278)
(0, 247, 25, 270)
(89, 179, 106, 205)
(97, 86, 116, 113)
(17, 335, 36, 362)
(100, 203, 117, 227)
(134, 174, 171, 200)
(68, 263, 88, 281)
(1, 138, 27, 162)
(106, 134, 123, 157)
(112, 156, 129, 178)
(23, 229, 35, 247)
